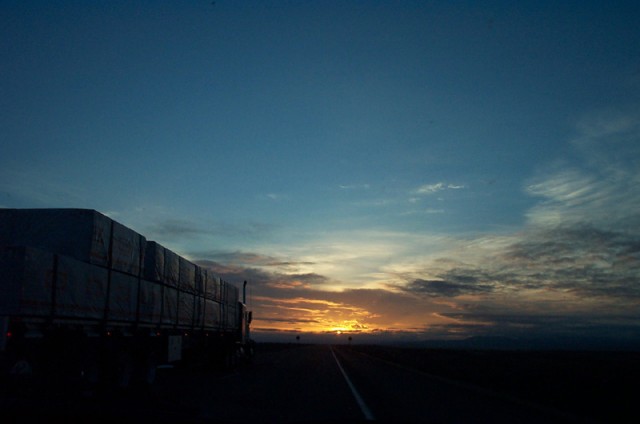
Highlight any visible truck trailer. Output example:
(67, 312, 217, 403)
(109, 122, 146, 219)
(0, 208, 253, 389)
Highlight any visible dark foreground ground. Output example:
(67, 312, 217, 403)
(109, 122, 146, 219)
(1, 343, 638, 423)
(344, 344, 638, 423)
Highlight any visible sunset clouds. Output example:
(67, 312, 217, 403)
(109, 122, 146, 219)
(185, 109, 640, 344)
(2, 2, 638, 347)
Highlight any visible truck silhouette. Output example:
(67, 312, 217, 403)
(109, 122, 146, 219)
(0, 208, 253, 389)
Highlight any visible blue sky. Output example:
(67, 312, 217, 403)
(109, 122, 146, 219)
(2, 1, 639, 346)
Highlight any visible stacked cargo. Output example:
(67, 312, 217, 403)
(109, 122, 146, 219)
(0, 208, 144, 275)
(0, 209, 242, 333)
(0, 246, 59, 317)
(204, 272, 221, 329)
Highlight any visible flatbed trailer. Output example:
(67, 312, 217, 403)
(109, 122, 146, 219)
(0, 208, 253, 389)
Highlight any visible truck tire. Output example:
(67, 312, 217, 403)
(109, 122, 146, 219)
(9, 358, 33, 378)
(115, 350, 134, 389)
(133, 351, 158, 387)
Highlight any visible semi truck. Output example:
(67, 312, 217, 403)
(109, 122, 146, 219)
(0, 208, 253, 390)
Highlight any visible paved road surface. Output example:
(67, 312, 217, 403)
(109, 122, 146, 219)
(2, 344, 586, 423)
(156, 344, 581, 422)
(332, 345, 581, 423)
(193, 344, 364, 422)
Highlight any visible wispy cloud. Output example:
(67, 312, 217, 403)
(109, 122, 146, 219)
(499, 226, 640, 298)
(525, 110, 640, 230)
(147, 219, 203, 239)
(524, 167, 636, 228)
(193, 251, 315, 269)
(263, 193, 288, 200)
(574, 109, 640, 142)
(339, 183, 371, 190)
(402, 277, 495, 298)
(195, 259, 330, 291)
(145, 218, 267, 243)
(414, 182, 465, 195)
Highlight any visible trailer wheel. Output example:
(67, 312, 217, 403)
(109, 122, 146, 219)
(144, 358, 157, 386)
(221, 347, 234, 368)
(9, 359, 33, 377)
(115, 351, 134, 389)
(135, 351, 158, 387)
(80, 360, 100, 395)
(5, 356, 35, 397)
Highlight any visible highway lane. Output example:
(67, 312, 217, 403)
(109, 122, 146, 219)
(2, 343, 589, 422)
(176, 344, 582, 423)
(194, 344, 364, 422)
(332, 345, 584, 423)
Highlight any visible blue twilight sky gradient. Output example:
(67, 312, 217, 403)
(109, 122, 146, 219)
(2, 1, 640, 345)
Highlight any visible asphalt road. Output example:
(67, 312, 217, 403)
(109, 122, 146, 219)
(149, 343, 583, 423)
(332, 345, 582, 423)
(2, 344, 588, 423)
(188, 344, 365, 423)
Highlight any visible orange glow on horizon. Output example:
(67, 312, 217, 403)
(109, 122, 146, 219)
(249, 294, 478, 337)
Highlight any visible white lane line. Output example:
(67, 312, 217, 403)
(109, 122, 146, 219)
(330, 346, 376, 421)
